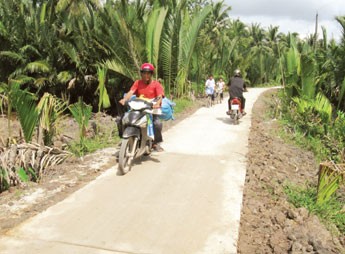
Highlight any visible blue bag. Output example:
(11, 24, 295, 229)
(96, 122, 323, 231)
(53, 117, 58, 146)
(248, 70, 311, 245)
(160, 97, 175, 121)
(147, 114, 155, 139)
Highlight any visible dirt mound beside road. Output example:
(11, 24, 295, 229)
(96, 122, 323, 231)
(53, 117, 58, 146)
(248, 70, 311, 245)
(238, 89, 344, 253)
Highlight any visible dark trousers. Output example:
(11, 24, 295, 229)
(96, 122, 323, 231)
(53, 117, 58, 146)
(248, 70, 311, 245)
(153, 115, 163, 143)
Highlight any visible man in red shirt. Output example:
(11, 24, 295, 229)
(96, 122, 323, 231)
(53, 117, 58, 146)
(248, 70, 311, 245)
(119, 63, 165, 151)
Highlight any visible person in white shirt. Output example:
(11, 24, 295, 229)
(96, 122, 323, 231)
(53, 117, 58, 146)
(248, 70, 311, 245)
(205, 74, 215, 102)
(216, 77, 225, 102)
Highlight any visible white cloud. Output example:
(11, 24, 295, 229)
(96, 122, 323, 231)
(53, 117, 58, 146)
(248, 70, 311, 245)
(224, 0, 345, 41)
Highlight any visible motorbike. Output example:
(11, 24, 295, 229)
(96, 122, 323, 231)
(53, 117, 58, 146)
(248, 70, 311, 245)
(117, 97, 160, 175)
(228, 97, 243, 124)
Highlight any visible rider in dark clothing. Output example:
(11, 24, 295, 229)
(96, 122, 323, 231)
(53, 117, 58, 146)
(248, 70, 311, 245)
(227, 69, 246, 115)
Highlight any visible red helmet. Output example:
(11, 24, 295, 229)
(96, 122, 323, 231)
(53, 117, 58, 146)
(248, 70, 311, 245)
(140, 63, 155, 72)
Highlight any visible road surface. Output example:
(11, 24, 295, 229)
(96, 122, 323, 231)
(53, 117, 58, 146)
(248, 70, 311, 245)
(0, 88, 272, 254)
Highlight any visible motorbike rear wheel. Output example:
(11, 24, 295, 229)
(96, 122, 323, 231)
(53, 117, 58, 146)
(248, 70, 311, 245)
(229, 110, 239, 124)
(118, 137, 137, 175)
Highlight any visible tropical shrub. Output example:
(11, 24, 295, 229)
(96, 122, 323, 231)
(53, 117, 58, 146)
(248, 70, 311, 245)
(68, 98, 93, 156)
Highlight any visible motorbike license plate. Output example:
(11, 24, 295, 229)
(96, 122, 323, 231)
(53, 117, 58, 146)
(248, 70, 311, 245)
(231, 104, 239, 110)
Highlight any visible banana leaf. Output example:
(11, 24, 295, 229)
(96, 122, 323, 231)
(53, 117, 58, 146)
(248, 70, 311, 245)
(300, 53, 317, 99)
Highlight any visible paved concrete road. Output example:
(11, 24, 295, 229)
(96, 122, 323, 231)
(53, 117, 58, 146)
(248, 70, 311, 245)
(0, 88, 272, 254)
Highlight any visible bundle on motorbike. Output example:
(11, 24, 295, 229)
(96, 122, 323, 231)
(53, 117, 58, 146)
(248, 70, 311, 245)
(117, 97, 160, 175)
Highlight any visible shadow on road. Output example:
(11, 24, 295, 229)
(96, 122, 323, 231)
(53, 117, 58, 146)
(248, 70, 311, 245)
(216, 117, 232, 124)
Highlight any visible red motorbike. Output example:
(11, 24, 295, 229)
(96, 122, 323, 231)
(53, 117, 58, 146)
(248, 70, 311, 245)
(228, 97, 242, 124)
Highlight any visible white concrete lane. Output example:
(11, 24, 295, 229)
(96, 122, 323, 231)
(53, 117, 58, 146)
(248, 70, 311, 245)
(0, 88, 273, 254)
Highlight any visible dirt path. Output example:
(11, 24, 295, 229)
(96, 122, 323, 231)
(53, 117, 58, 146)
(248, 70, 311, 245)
(0, 88, 269, 254)
(0, 88, 343, 253)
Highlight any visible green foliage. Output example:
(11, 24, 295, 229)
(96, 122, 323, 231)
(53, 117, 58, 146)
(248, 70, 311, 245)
(173, 97, 194, 114)
(37, 93, 67, 146)
(300, 52, 317, 99)
(176, 5, 213, 97)
(68, 98, 92, 156)
(284, 40, 300, 97)
(68, 133, 120, 157)
(0, 168, 9, 192)
(317, 164, 344, 205)
(332, 111, 345, 145)
(284, 183, 345, 236)
(96, 67, 110, 111)
(278, 88, 345, 163)
(283, 92, 332, 137)
(17, 168, 29, 182)
(14, 90, 39, 143)
(146, 5, 168, 72)
(289, 97, 326, 137)
(338, 78, 345, 110)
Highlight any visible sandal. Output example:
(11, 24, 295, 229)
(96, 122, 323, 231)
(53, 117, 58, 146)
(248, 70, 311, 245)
(152, 144, 164, 152)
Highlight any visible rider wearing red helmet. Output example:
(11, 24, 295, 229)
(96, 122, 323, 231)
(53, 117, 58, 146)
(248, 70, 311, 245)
(119, 63, 165, 151)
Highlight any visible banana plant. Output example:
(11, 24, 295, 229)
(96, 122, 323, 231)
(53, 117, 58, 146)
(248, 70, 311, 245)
(284, 35, 300, 98)
(300, 44, 318, 99)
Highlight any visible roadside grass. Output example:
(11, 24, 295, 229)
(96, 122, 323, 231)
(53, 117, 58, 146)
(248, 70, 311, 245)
(276, 121, 330, 163)
(68, 131, 120, 157)
(265, 89, 345, 238)
(173, 97, 195, 114)
(284, 183, 345, 236)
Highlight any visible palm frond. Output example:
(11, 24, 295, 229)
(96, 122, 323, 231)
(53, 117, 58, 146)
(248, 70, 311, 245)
(25, 60, 51, 73)
(13, 89, 39, 142)
(62, 42, 79, 65)
(20, 45, 42, 58)
(57, 71, 73, 84)
(338, 78, 345, 110)
(314, 92, 332, 123)
(300, 53, 317, 99)
(146, 6, 168, 71)
(176, 5, 212, 96)
(9, 75, 35, 86)
(0, 21, 7, 37)
(96, 67, 110, 111)
(179, 6, 212, 68)
(0, 51, 25, 63)
(36, 93, 67, 145)
(68, 97, 92, 144)
(103, 59, 136, 81)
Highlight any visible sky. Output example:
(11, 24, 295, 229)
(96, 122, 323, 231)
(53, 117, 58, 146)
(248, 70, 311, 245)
(224, 0, 345, 42)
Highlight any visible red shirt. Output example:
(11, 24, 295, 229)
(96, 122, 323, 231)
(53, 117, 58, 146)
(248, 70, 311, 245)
(130, 80, 164, 99)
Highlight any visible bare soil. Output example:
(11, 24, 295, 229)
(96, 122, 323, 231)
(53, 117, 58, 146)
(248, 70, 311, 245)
(0, 90, 344, 253)
(238, 89, 344, 254)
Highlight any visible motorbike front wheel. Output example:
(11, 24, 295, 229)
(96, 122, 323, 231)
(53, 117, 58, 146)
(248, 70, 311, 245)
(118, 137, 137, 175)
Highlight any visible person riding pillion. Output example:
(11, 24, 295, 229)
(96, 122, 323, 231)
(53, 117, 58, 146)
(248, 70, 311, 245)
(119, 63, 165, 152)
(227, 69, 247, 115)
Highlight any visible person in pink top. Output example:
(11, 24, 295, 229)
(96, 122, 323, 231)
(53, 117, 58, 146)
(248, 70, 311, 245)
(120, 63, 165, 152)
